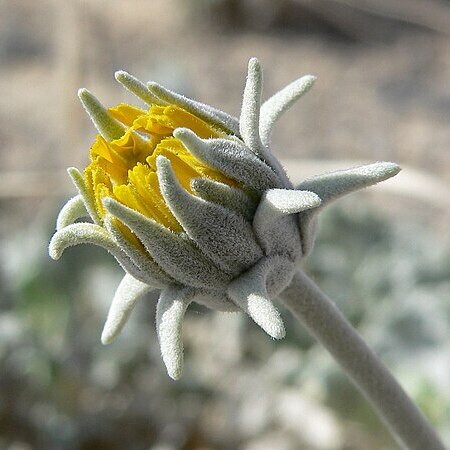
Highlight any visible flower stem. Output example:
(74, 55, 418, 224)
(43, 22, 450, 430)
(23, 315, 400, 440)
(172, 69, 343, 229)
(279, 270, 446, 450)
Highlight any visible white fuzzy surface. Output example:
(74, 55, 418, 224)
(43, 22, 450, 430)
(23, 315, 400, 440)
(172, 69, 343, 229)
(101, 273, 153, 345)
(157, 155, 263, 275)
(50, 58, 402, 381)
(175, 128, 282, 192)
(280, 270, 446, 450)
(56, 195, 86, 231)
(259, 75, 316, 148)
(103, 198, 231, 290)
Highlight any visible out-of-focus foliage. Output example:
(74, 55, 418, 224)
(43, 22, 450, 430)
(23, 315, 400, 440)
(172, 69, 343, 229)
(0, 201, 448, 450)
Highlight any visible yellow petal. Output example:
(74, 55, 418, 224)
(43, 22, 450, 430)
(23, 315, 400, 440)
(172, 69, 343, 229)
(132, 105, 174, 135)
(163, 105, 223, 139)
(90, 135, 114, 163)
(85, 98, 238, 240)
(109, 103, 147, 127)
(113, 217, 147, 252)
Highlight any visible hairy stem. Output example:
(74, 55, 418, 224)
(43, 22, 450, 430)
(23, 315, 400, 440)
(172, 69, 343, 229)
(279, 270, 446, 450)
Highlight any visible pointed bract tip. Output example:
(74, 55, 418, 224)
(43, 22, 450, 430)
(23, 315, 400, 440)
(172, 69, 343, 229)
(265, 189, 322, 213)
(67, 167, 79, 177)
(101, 196, 117, 213)
(380, 161, 401, 176)
(114, 71, 160, 105)
(173, 128, 201, 149)
(102, 197, 124, 219)
(368, 161, 402, 182)
(248, 57, 261, 69)
(146, 81, 160, 92)
(173, 127, 191, 139)
(114, 70, 128, 82)
(101, 319, 121, 345)
(146, 81, 166, 100)
(100, 331, 114, 345)
(247, 58, 262, 79)
(261, 314, 286, 340)
(77, 87, 98, 105)
(273, 325, 286, 340)
(303, 75, 317, 86)
(48, 237, 61, 260)
(77, 88, 125, 141)
(77, 87, 89, 100)
(155, 154, 171, 171)
(164, 360, 183, 380)
(247, 295, 286, 339)
(77, 88, 102, 113)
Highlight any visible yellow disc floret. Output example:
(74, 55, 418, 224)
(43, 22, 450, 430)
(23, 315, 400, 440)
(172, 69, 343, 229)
(84, 103, 234, 232)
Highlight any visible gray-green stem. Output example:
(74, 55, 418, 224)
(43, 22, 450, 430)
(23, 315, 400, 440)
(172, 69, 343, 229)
(279, 270, 446, 450)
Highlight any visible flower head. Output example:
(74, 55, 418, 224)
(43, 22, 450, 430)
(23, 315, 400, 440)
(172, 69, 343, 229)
(49, 58, 400, 379)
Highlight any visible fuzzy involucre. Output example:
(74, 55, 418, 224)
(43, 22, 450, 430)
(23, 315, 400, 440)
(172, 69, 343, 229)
(49, 58, 400, 379)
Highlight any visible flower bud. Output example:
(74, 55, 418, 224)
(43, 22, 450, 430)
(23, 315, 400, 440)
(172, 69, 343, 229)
(49, 58, 400, 379)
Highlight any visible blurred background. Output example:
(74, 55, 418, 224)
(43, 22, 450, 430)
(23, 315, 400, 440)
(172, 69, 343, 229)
(1, 0, 450, 449)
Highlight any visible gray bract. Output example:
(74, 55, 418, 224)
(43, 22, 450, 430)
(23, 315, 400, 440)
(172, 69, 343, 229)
(49, 58, 400, 379)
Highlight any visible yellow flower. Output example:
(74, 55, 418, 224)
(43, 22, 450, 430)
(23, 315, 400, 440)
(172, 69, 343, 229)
(84, 101, 234, 233)
(50, 59, 400, 380)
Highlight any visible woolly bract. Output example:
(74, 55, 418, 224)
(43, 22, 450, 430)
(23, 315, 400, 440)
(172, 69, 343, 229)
(49, 58, 400, 379)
